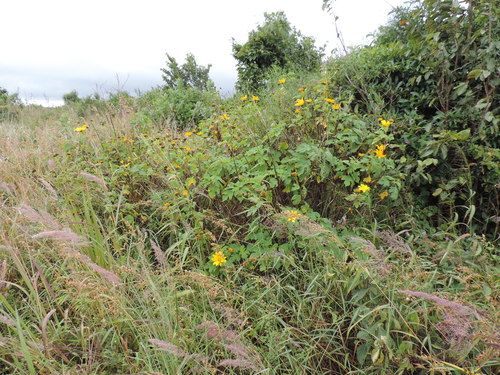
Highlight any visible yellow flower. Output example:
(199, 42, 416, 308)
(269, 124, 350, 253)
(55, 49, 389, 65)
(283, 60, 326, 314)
(305, 99, 313, 103)
(358, 153, 365, 157)
(332, 103, 341, 110)
(355, 184, 371, 193)
(211, 251, 227, 267)
(184, 132, 193, 137)
(285, 210, 301, 222)
(251, 95, 260, 101)
(196, 131, 204, 135)
(278, 78, 286, 84)
(74, 124, 88, 132)
(182, 189, 188, 196)
(381, 120, 392, 127)
(295, 108, 301, 114)
(240, 94, 248, 101)
(295, 98, 305, 107)
(220, 113, 230, 120)
(324, 98, 335, 103)
(363, 176, 373, 183)
(379, 191, 389, 200)
(164, 202, 171, 207)
(298, 86, 305, 92)
(183, 147, 192, 151)
(374, 145, 387, 158)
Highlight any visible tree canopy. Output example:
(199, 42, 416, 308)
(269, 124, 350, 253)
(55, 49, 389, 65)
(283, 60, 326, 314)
(232, 11, 324, 92)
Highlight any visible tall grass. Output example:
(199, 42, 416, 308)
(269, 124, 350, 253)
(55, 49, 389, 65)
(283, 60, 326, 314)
(0, 90, 498, 374)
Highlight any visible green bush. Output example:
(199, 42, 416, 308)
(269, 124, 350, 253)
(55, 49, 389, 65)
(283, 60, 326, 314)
(136, 86, 217, 129)
(324, 0, 499, 239)
(161, 53, 213, 91)
(232, 11, 324, 92)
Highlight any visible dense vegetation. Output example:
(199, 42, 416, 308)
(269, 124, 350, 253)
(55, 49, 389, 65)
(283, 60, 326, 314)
(0, 1, 498, 374)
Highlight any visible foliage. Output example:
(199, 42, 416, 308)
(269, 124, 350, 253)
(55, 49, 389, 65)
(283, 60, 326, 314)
(232, 11, 324, 92)
(0, 4, 498, 375)
(135, 86, 217, 129)
(62, 90, 81, 105)
(0, 87, 21, 120)
(324, 0, 499, 239)
(161, 53, 213, 91)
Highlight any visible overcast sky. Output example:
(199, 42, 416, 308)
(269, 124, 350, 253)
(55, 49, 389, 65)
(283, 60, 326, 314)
(1, 0, 407, 106)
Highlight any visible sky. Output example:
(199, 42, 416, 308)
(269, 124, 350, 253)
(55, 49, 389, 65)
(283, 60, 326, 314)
(1, 0, 408, 106)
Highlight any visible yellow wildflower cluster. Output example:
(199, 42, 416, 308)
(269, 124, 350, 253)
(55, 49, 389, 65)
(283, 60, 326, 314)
(285, 210, 301, 222)
(240, 95, 260, 102)
(211, 251, 227, 267)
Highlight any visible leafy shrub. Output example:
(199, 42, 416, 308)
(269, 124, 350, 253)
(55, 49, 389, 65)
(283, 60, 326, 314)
(324, 0, 499, 238)
(161, 53, 213, 91)
(136, 86, 217, 129)
(232, 11, 324, 92)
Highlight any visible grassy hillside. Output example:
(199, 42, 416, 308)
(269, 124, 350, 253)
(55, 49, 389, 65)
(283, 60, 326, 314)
(1, 1, 499, 373)
(0, 73, 498, 374)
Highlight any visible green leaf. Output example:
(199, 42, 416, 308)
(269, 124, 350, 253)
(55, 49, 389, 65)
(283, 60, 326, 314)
(467, 69, 483, 79)
(433, 188, 443, 197)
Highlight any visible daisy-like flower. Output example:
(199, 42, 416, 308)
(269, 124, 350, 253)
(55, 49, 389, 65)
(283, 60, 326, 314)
(74, 124, 88, 132)
(211, 251, 227, 267)
(240, 94, 248, 101)
(379, 191, 389, 200)
(251, 95, 260, 101)
(324, 98, 335, 103)
(184, 132, 193, 137)
(355, 184, 371, 193)
(182, 190, 188, 196)
(306, 99, 313, 103)
(295, 98, 305, 107)
(285, 210, 301, 222)
(374, 145, 387, 158)
(332, 103, 341, 110)
(379, 118, 394, 127)
(220, 113, 230, 120)
(278, 78, 286, 84)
